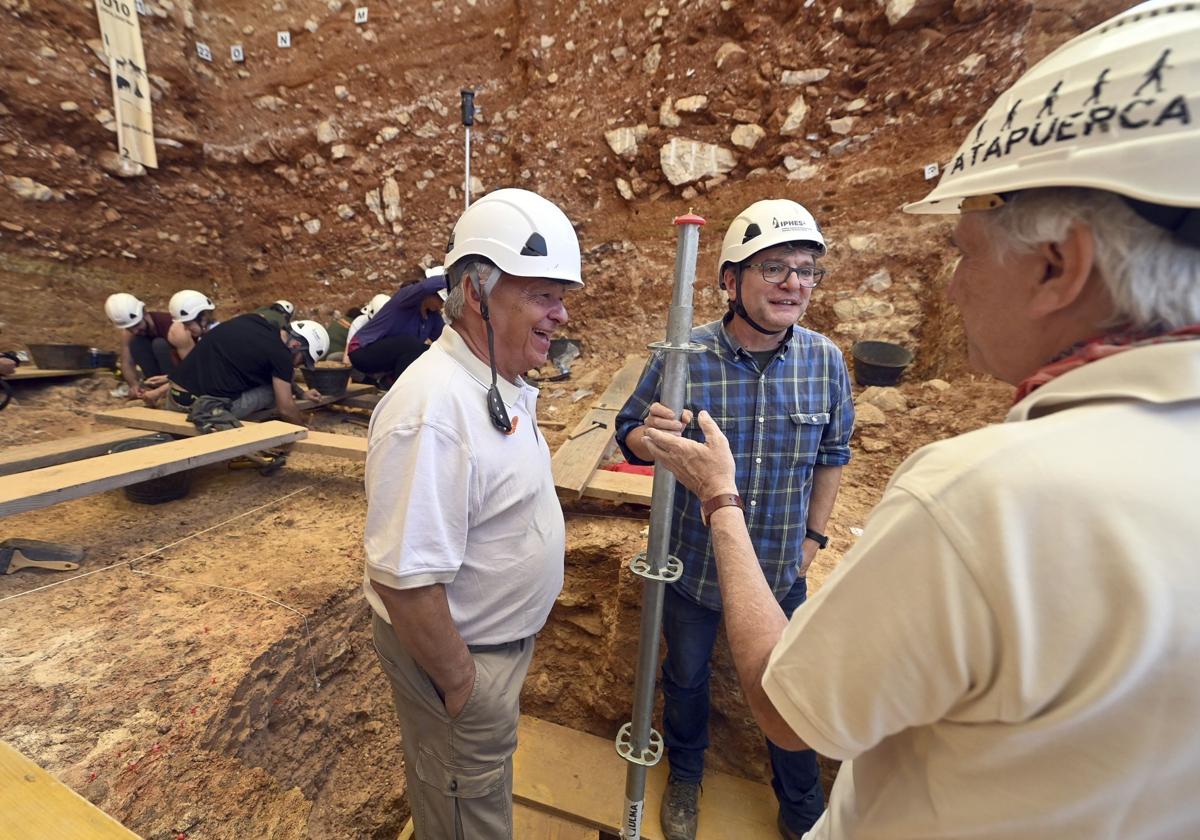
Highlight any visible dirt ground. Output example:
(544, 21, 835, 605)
(0, 0, 1134, 837)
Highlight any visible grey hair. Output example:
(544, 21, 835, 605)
(443, 258, 498, 325)
(984, 188, 1200, 331)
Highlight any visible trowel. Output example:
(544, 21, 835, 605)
(0, 539, 84, 574)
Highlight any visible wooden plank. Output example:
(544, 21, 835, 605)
(550, 355, 646, 498)
(579, 469, 653, 506)
(397, 802, 595, 840)
(3, 368, 96, 381)
(0, 428, 151, 477)
(0, 422, 305, 519)
(514, 716, 778, 839)
(244, 382, 375, 420)
(0, 740, 141, 839)
(93, 407, 366, 462)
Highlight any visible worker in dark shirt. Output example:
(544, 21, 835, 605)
(252, 300, 296, 330)
(166, 314, 329, 426)
(347, 269, 447, 387)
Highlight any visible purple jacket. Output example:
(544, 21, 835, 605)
(350, 274, 447, 353)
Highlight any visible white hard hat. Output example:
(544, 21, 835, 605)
(168, 289, 215, 323)
(273, 300, 295, 316)
(443, 188, 582, 289)
(287, 319, 330, 368)
(906, 0, 1199, 216)
(718, 199, 826, 286)
(364, 293, 391, 319)
(105, 292, 145, 329)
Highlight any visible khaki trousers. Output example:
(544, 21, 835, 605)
(372, 612, 534, 840)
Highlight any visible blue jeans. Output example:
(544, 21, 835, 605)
(661, 579, 824, 835)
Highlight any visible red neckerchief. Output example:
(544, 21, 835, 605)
(1013, 323, 1200, 405)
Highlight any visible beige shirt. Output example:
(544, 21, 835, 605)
(362, 326, 564, 645)
(764, 342, 1200, 839)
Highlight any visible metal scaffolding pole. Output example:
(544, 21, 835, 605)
(460, 89, 475, 209)
(616, 212, 706, 840)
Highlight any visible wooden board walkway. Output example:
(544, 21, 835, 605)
(0, 428, 151, 477)
(398, 801, 596, 840)
(551, 355, 645, 498)
(514, 716, 778, 839)
(93, 408, 367, 462)
(0, 740, 140, 839)
(0, 422, 305, 518)
(580, 469, 653, 507)
(3, 368, 96, 381)
(244, 382, 376, 420)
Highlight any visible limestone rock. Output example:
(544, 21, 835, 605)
(730, 124, 765, 150)
(674, 95, 708, 113)
(615, 177, 634, 201)
(859, 386, 908, 413)
(860, 437, 889, 452)
(254, 95, 287, 112)
(958, 53, 986, 76)
(330, 144, 353, 160)
(316, 119, 338, 145)
(953, 0, 989, 22)
(658, 99, 681, 128)
(59, 101, 79, 112)
(829, 116, 857, 135)
(382, 177, 402, 222)
(834, 296, 895, 321)
(97, 150, 146, 178)
(643, 43, 662, 74)
(660, 138, 736, 186)
(379, 126, 401, 142)
(604, 126, 639, 160)
(780, 95, 809, 136)
(845, 98, 867, 112)
(846, 166, 890, 187)
(413, 121, 440, 139)
(786, 164, 818, 181)
(781, 68, 830, 86)
(5, 175, 61, 200)
(335, 85, 349, 100)
(304, 218, 322, 235)
(848, 234, 877, 252)
(714, 42, 747, 70)
(365, 188, 385, 224)
(858, 268, 893, 293)
(884, 0, 952, 29)
(854, 403, 886, 426)
(924, 379, 952, 392)
(337, 204, 355, 220)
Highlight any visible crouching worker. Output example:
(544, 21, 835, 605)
(106, 292, 194, 405)
(165, 313, 328, 429)
(348, 269, 447, 388)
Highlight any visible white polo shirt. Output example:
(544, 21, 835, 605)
(763, 342, 1200, 840)
(362, 326, 564, 645)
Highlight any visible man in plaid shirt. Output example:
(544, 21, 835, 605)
(616, 199, 854, 840)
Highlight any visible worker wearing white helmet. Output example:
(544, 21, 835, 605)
(347, 270, 448, 389)
(342, 294, 389, 359)
(364, 188, 581, 839)
(166, 309, 329, 427)
(640, 4, 1200, 839)
(104, 292, 196, 405)
(252, 299, 297, 330)
(167, 289, 217, 361)
(615, 198, 852, 840)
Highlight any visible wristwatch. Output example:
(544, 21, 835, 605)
(700, 493, 743, 527)
(804, 528, 829, 549)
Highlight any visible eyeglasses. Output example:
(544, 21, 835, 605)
(745, 261, 827, 288)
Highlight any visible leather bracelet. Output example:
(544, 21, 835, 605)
(804, 527, 829, 549)
(700, 493, 743, 527)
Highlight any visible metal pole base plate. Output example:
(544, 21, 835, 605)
(646, 339, 707, 354)
(630, 552, 683, 583)
(615, 722, 664, 767)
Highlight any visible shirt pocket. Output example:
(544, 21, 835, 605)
(789, 410, 830, 468)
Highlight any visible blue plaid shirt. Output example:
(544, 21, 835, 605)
(616, 319, 854, 611)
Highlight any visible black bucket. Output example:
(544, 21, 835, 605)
(88, 348, 119, 369)
(851, 341, 914, 387)
(108, 433, 193, 505)
(302, 366, 352, 396)
(27, 343, 89, 370)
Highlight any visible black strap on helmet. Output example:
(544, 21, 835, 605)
(727, 265, 783, 336)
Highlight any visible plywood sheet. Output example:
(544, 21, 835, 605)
(0, 422, 305, 518)
(551, 355, 646, 497)
(514, 716, 778, 839)
(0, 428, 150, 477)
(0, 740, 140, 839)
(3, 368, 95, 380)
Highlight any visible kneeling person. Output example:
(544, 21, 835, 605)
(167, 313, 327, 426)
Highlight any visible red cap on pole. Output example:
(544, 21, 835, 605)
(673, 212, 706, 226)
